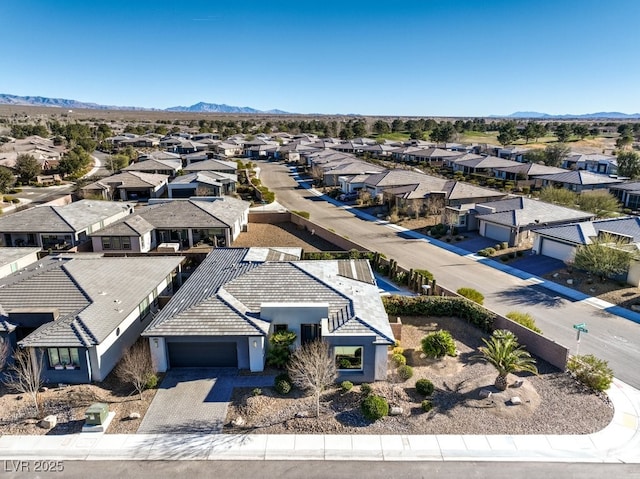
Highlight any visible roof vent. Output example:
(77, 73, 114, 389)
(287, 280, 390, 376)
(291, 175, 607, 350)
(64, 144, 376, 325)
(114, 299, 121, 304)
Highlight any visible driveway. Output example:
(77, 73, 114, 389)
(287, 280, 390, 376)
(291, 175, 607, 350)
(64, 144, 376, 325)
(138, 368, 275, 434)
(510, 253, 566, 276)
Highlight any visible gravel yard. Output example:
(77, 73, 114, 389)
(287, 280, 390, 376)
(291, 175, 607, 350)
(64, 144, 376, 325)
(225, 316, 613, 435)
(233, 222, 339, 252)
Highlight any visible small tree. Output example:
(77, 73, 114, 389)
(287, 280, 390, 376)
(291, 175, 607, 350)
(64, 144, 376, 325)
(544, 143, 571, 167)
(287, 340, 337, 417)
(15, 154, 41, 183)
(475, 330, 538, 391)
(4, 348, 44, 416)
(616, 151, 640, 179)
(115, 340, 155, 400)
(573, 233, 637, 281)
(576, 191, 621, 218)
(266, 330, 297, 368)
(0, 167, 15, 194)
(538, 186, 577, 207)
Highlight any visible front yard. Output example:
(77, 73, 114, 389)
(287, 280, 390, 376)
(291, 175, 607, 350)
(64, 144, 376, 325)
(224, 315, 613, 435)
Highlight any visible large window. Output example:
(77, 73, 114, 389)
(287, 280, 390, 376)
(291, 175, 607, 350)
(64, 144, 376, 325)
(101, 236, 132, 250)
(335, 346, 363, 370)
(139, 297, 150, 321)
(48, 348, 80, 369)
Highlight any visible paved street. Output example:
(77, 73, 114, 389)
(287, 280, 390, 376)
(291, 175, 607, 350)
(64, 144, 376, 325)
(256, 160, 640, 388)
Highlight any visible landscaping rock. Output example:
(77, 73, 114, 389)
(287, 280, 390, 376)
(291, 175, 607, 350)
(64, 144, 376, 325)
(231, 416, 245, 427)
(552, 273, 559, 278)
(631, 304, 640, 312)
(512, 380, 525, 388)
(510, 397, 522, 405)
(128, 412, 141, 420)
(566, 279, 573, 285)
(295, 411, 309, 418)
(38, 415, 57, 429)
(390, 407, 403, 416)
(38, 387, 48, 393)
(479, 389, 492, 399)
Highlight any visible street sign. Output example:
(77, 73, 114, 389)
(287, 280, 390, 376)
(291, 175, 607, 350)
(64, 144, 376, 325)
(573, 323, 589, 333)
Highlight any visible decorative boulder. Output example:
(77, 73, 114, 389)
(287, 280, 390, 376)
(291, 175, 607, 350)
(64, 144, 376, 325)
(510, 396, 522, 405)
(479, 389, 493, 399)
(566, 279, 573, 285)
(128, 412, 141, 420)
(231, 416, 245, 427)
(38, 415, 57, 429)
(389, 406, 403, 416)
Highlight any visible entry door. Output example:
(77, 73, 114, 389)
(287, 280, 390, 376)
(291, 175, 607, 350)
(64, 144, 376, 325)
(301, 324, 320, 344)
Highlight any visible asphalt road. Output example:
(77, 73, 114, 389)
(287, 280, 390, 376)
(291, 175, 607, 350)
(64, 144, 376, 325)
(257, 160, 640, 388)
(11, 460, 637, 479)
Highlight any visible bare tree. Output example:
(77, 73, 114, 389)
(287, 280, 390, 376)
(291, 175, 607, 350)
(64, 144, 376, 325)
(116, 340, 154, 400)
(287, 340, 337, 417)
(4, 348, 44, 417)
(0, 337, 9, 371)
(442, 208, 460, 239)
(425, 196, 445, 219)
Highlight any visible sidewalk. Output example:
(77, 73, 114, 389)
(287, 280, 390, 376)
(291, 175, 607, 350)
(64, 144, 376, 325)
(0, 379, 638, 462)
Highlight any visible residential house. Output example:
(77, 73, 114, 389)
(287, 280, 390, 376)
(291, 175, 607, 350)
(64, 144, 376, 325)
(359, 169, 433, 198)
(172, 140, 208, 155)
(0, 247, 40, 279)
(532, 217, 640, 286)
(167, 171, 237, 198)
(563, 153, 618, 175)
(183, 158, 237, 175)
(320, 159, 385, 187)
(0, 199, 133, 250)
(609, 182, 640, 211)
(450, 155, 521, 175)
(81, 171, 168, 201)
(123, 158, 182, 177)
(402, 147, 464, 165)
(90, 197, 249, 252)
(117, 135, 160, 148)
(493, 163, 568, 186)
(143, 248, 394, 382)
(213, 142, 243, 157)
(0, 254, 184, 384)
(472, 197, 595, 247)
(536, 170, 623, 192)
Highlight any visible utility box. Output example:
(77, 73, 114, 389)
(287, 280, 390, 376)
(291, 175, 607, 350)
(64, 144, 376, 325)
(85, 403, 109, 425)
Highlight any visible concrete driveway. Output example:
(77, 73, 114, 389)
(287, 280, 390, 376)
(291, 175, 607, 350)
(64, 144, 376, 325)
(138, 368, 275, 434)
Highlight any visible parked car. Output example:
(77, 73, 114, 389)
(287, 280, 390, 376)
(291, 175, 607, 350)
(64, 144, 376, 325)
(339, 192, 359, 202)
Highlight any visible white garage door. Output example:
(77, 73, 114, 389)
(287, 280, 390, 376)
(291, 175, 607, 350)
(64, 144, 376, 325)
(540, 238, 575, 262)
(483, 222, 511, 243)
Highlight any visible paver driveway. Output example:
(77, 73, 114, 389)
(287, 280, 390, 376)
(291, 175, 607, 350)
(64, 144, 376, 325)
(138, 368, 275, 434)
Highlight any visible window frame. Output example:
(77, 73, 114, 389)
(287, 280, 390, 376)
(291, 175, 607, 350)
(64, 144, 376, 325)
(47, 347, 80, 369)
(334, 346, 364, 371)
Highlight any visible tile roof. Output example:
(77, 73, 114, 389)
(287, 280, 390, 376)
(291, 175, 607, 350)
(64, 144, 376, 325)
(89, 215, 155, 237)
(183, 159, 237, 172)
(452, 155, 520, 169)
(83, 171, 168, 190)
(9, 255, 184, 348)
(363, 169, 430, 187)
(536, 170, 623, 185)
(169, 171, 237, 186)
(123, 158, 182, 172)
(144, 249, 393, 344)
(535, 216, 640, 245)
(493, 163, 567, 176)
(475, 197, 594, 227)
(139, 197, 248, 229)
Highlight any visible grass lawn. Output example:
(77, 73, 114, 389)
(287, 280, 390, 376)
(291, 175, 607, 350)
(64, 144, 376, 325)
(373, 132, 411, 142)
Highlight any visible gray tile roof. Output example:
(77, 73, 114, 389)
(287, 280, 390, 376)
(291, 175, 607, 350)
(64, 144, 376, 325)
(144, 249, 393, 344)
(536, 170, 623, 185)
(141, 198, 248, 229)
(452, 155, 520, 169)
(535, 216, 640, 245)
(83, 171, 168, 191)
(476, 197, 594, 227)
(169, 171, 237, 186)
(494, 163, 567, 176)
(609, 181, 640, 193)
(183, 159, 237, 172)
(89, 215, 155, 237)
(364, 169, 430, 188)
(13, 255, 184, 348)
(123, 158, 182, 173)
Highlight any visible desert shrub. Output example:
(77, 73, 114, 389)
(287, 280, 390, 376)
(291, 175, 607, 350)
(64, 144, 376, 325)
(394, 271, 408, 285)
(421, 330, 456, 358)
(291, 210, 310, 219)
(360, 383, 372, 395)
(506, 311, 543, 334)
(421, 400, 433, 412)
(252, 388, 262, 396)
(457, 287, 484, 305)
(501, 242, 509, 249)
(3, 195, 14, 202)
(341, 380, 353, 392)
(10, 198, 19, 204)
(477, 247, 496, 257)
(145, 374, 158, 389)
(361, 394, 389, 421)
(382, 296, 494, 332)
(567, 354, 614, 392)
(415, 378, 435, 396)
(500, 255, 509, 262)
(391, 346, 404, 355)
(495, 243, 502, 250)
(391, 353, 407, 367)
(275, 379, 292, 395)
(516, 250, 524, 257)
(414, 269, 434, 282)
(397, 365, 414, 381)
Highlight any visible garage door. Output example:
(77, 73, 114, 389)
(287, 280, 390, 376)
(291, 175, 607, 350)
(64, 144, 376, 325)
(540, 238, 575, 262)
(483, 223, 511, 243)
(168, 342, 237, 368)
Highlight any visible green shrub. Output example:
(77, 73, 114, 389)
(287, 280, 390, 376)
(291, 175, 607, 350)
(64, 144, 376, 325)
(382, 296, 494, 332)
(421, 330, 456, 358)
(457, 287, 484, 305)
(291, 210, 310, 219)
(516, 250, 524, 257)
(3, 195, 14, 202)
(145, 374, 158, 389)
(501, 242, 509, 249)
(266, 330, 297, 368)
(391, 346, 404, 355)
(360, 383, 372, 395)
(397, 365, 414, 381)
(391, 353, 407, 367)
(361, 394, 389, 421)
(500, 255, 509, 262)
(252, 388, 262, 396)
(477, 247, 496, 257)
(414, 269, 434, 282)
(567, 354, 614, 392)
(415, 378, 435, 396)
(275, 379, 292, 395)
(10, 198, 19, 204)
(506, 311, 543, 334)
(341, 380, 353, 392)
(421, 400, 433, 412)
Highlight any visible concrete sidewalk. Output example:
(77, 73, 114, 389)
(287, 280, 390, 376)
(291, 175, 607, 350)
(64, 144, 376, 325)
(0, 379, 638, 463)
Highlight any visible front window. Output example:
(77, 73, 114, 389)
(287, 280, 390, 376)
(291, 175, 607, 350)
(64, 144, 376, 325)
(48, 347, 80, 369)
(335, 346, 363, 370)
(139, 297, 150, 320)
(101, 236, 131, 250)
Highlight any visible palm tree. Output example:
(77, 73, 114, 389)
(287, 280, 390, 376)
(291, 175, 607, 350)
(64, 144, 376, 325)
(475, 330, 538, 391)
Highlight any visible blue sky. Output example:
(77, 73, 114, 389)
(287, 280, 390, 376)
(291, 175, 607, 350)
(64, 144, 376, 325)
(2, 0, 639, 116)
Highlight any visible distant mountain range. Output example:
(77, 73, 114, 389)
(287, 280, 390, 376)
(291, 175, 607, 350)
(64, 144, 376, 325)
(0, 94, 290, 114)
(497, 111, 640, 119)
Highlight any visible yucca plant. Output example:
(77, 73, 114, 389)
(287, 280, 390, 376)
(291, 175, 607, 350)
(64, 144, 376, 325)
(475, 330, 538, 391)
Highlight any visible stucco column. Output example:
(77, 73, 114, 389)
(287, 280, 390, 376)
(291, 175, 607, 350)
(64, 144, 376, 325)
(149, 337, 167, 372)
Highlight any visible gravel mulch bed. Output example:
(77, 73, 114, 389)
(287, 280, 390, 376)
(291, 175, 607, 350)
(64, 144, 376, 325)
(0, 373, 161, 435)
(225, 316, 613, 436)
(233, 222, 338, 252)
